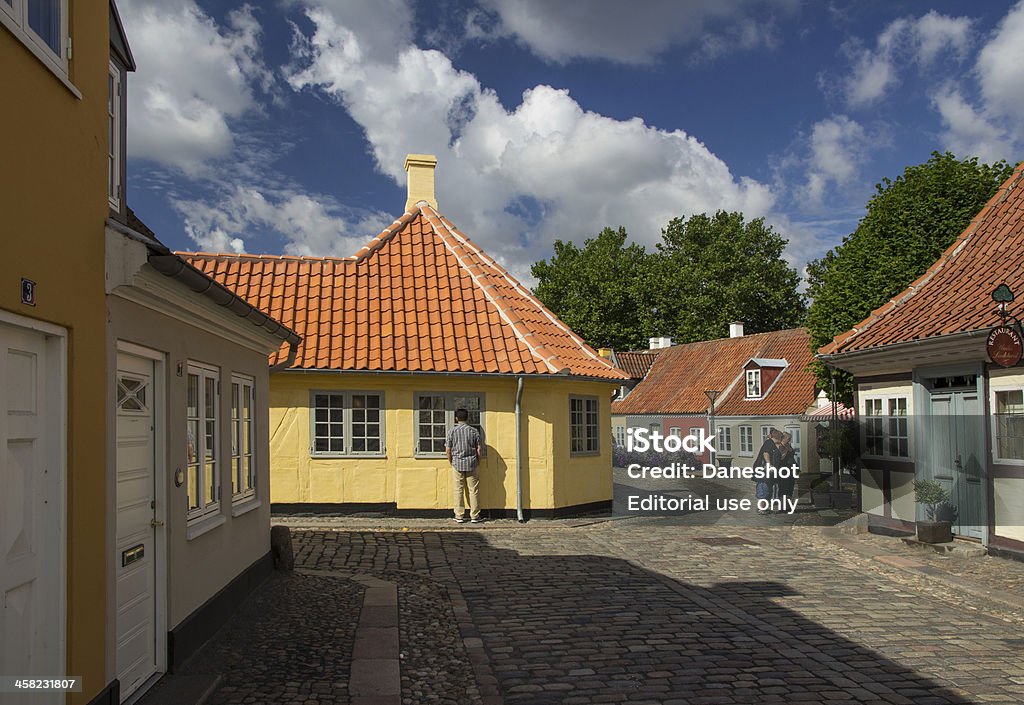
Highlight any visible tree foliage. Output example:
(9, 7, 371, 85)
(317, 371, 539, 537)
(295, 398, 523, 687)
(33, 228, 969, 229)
(806, 152, 1014, 402)
(530, 213, 806, 350)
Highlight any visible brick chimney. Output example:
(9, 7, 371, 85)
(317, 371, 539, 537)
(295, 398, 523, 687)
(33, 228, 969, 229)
(404, 154, 438, 211)
(729, 322, 744, 338)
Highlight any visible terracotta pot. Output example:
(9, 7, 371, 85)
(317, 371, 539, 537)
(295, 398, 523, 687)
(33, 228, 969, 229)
(917, 521, 953, 544)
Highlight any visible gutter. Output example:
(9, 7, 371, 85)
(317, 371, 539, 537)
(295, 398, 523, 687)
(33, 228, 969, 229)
(818, 328, 988, 367)
(515, 376, 525, 523)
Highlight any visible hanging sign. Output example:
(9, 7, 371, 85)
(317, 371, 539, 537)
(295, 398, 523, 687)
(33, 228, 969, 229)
(987, 326, 1022, 367)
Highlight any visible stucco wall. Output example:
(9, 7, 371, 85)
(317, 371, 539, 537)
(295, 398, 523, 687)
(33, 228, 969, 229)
(1, 8, 111, 702)
(994, 477, 1024, 543)
(269, 374, 616, 510)
(107, 296, 272, 628)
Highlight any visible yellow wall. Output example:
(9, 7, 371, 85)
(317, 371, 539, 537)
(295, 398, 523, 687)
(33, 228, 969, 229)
(270, 374, 616, 510)
(1, 8, 111, 704)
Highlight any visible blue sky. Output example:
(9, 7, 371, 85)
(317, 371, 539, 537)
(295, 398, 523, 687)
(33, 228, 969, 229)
(120, 0, 1024, 285)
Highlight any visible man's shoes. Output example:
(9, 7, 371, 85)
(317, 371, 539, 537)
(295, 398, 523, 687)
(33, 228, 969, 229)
(470, 516, 483, 523)
(453, 516, 467, 523)
(757, 509, 769, 515)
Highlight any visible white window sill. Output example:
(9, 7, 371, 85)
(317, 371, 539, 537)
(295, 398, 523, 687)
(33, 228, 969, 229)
(186, 512, 226, 541)
(0, 16, 81, 99)
(310, 453, 387, 459)
(231, 497, 261, 517)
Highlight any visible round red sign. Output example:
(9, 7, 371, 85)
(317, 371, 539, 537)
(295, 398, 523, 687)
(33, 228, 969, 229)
(987, 326, 1023, 367)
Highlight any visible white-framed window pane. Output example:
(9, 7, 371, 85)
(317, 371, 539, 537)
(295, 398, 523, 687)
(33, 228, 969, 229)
(232, 377, 256, 498)
(718, 426, 731, 453)
(187, 364, 220, 520)
(739, 426, 752, 453)
(995, 389, 1024, 460)
(351, 393, 382, 453)
(416, 392, 483, 455)
(28, 0, 61, 55)
(570, 397, 599, 454)
(746, 369, 761, 398)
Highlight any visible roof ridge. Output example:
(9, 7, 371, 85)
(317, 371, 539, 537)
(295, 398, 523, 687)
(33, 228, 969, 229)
(424, 206, 618, 372)
(821, 161, 1024, 355)
(179, 251, 354, 264)
(419, 206, 567, 375)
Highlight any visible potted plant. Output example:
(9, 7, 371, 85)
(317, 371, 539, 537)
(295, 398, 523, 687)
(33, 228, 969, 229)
(913, 479, 954, 544)
(816, 420, 858, 509)
(810, 477, 832, 509)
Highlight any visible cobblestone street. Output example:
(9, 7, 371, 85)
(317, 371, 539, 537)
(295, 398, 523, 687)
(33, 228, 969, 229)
(162, 517, 1024, 705)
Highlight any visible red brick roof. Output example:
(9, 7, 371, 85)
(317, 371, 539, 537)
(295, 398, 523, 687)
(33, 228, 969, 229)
(615, 350, 661, 379)
(181, 205, 627, 380)
(821, 162, 1024, 355)
(612, 328, 817, 416)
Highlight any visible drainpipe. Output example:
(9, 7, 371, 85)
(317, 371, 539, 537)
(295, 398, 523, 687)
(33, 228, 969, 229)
(515, 376, 525, 523)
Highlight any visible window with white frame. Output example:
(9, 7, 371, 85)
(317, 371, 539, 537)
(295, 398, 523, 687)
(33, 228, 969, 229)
(187, 363, 220, 521)
(739, 425, 753, 454)
(670, 427, 682, 437)
(570, 396, 600, 454)
(863, 395, 909, 458)
(761, 425, 772, 441)
(649, 422, 661, 434)
(688, 427, 699, 439)
(746, 369, 762, 398)
(614, 425, 626, 447)
(1, 0, 68, 74)
(718, 425, 732, 453)
(784, 425, 801, 448)
(312, 391, 385, 455)
(231, 375, 255, 502)
(108, 61, 122, 209)
(416, 393, 483, 455)
(993, 387, 1024, 461)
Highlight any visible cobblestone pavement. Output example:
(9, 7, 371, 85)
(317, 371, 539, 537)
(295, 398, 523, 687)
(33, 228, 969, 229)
(291, 521, 1024, 705)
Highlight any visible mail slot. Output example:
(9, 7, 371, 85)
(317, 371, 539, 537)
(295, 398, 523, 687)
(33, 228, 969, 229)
(122, 544, 145, 567)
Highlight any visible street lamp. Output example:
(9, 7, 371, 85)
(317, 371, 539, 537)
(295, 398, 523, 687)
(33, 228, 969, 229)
(704, 389, 720, 466)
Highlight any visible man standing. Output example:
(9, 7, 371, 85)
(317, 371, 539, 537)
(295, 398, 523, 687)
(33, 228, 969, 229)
(754, 428, 783, 515)
(447, 408, 483, 523)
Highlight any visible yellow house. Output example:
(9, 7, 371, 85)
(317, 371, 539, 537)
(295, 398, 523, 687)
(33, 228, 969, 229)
(2, 1, 112, 703)
(185, 155, 628, 518)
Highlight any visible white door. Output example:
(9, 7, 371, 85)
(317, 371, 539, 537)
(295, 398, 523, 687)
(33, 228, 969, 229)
(0, 321, 63, 705)
(115, 353, 158, 699)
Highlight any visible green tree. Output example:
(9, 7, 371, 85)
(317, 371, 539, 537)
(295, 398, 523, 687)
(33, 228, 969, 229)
(650, 211, 806, 343)
(531, 227, 653, 350)
(807, 151, 1014, 402)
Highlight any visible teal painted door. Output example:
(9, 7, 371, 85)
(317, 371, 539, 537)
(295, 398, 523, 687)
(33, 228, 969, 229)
(928, 390, 985, 539)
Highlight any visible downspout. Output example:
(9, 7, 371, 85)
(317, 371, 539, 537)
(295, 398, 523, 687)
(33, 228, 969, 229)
(269, 341, 299, 373)
(515, 376, 525, 523)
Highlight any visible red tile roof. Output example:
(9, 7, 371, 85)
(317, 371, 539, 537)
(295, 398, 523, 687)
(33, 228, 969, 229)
(612, 328, 817, 416)
(821, 162, 1024, 355)
(180, 205, 627, 380)
(615, 350, 661, 379)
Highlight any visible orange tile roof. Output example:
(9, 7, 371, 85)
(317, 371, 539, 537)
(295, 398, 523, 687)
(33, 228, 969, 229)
(612, 328, 817, 416)
(821, 162, 1024, 356)
(615, 350, 661, 379)
(180, 204, 627, 380)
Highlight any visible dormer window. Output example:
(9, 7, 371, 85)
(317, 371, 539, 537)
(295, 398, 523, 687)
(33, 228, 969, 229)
(746, 369, 762, 399)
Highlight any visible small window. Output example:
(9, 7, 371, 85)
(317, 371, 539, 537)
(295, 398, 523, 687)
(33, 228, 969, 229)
(416, 393, 484, 455)
(649, 422, 661, 434)
(614, 425, 625, 447)
(231, 375, 256, 502)
(887, 398, 908, 458)
(739, 425, 753, 454)
(669, 427, 682, 438)
(311, 391, 385, 456)
(784, 425, 801, 448)
(718, 426, 732, 453)
(116, 374, 148, 414)
(108, 61, 122, 209)
(746, 369, 762, 398)
(761, 426, 772, 442)
(993, 388, 1024, 461)
(1, 0, 68, 76)
(688, 427, 699, 439)
(862, 395, 909, 458)
(187, 363, 220, 522)
(570, 396, 600, 455)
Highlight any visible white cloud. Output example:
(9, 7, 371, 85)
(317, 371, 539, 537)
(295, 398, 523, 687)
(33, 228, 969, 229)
(175, 186, 390, 257)
(119, 0, 274, 174)
(932, 86, 1013, 165)
(470, 0, 796, 65)
(286, 2, 781, 279)
(977, 1, 1024, 125)
(843, 11, 972, 108)
(798, 116, 875, 208)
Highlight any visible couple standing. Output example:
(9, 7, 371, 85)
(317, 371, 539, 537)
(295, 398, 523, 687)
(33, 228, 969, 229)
(754, 428, 796, 515)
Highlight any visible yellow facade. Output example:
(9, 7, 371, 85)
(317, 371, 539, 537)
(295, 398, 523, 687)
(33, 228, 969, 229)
(1, 4, 111, 703)
(270, 373, 616, 511)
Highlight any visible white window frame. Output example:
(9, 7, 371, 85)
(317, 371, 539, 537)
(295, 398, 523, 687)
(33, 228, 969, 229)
(649, 422, 661, 434)
(415, 392, 484, 457)
(739, 425, 753, 455)
(718, 425, 732, 454)
(186, 362, 221, 523)
(990, 382, 1024, 465)
(614, 425, 626, 447)
(784, 425, 801, 448)
(761, 425, 772, 442)
(861, 394, 911, 459)
(1, 0, 74, 89)
(108, 60, 122, 210)
(570, 395, 600, 456)
(669, 427, 682, 438)
(687, 427, 699, 439)
(310, 391, 386, 457)
(230, 374, 256, 504)
(746, 368, 762, 399)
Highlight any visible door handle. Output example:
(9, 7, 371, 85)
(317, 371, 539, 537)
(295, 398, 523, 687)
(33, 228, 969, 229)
(150, 519, 165, 528)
